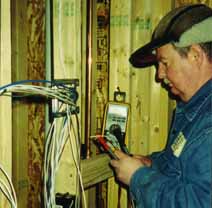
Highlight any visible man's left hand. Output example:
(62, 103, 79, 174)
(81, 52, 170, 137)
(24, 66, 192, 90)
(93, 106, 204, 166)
(110, 150, 146, 185)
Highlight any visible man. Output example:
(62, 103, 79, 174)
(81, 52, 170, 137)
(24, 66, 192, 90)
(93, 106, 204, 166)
(110, 4, 212, 208)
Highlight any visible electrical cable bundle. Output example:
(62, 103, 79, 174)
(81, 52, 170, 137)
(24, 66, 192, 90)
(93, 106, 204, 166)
(0, 80, 86, 208)
(44, 105, 68, 208)
(0, 80, 76, 106)
(43, 104, 86, 208)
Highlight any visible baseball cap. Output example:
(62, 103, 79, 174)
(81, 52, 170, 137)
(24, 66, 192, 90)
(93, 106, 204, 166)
(129, 4, 212, 68)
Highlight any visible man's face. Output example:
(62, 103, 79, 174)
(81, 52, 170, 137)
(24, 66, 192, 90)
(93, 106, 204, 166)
(156, 44, 198, 102)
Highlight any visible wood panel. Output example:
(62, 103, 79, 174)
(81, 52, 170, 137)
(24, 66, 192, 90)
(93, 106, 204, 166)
(81, 154, 113, 188)
(27, 1, 45, 208)
(109, 1, 132, 207)
(0, 1, 12, 207)
(108, 0, 172, 207)
(95, 1, 110, 207)
(11, 1, 29, 207)
(11, 0, 45, 207)
(52, 0, 84, 199)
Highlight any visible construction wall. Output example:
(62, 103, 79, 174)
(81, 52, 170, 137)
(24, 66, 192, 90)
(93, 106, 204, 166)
(1, 0, 212, 208)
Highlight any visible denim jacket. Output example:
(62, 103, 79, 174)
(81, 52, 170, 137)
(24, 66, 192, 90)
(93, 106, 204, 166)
(130, 80, 212, 208)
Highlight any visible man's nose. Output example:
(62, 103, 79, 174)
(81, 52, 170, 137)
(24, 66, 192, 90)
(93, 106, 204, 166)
(157, 64, 166, 80)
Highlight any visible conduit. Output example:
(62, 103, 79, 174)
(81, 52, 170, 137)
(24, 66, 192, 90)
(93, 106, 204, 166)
(84, 0, 93, 158)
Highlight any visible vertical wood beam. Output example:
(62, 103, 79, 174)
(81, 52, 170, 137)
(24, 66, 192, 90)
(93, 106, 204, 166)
(11, 1, 29, 207)
(108, 0, 132, 207)
(11, 0, 45, 207)
(0, 0, 12, 207)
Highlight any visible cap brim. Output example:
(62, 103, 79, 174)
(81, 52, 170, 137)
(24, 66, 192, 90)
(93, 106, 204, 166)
(129, 52, 157, 68)
(129, 37, 170, 68)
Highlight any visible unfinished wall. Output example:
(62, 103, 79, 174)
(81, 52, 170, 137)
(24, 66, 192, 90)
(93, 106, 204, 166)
(1, 0, 212, 207)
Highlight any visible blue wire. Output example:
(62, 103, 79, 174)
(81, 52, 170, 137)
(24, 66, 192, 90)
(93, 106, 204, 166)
(0, 79, 68, 91)
(0, 80, 51, 91)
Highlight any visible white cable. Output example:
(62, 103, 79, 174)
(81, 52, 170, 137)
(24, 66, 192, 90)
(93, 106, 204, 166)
(1, 84, 76, 106)
(0, 82, 81, 208)
(0, 179, 16, 208)
(55, 106, 69, 163)
(44, 119, 56, 208)
(67, 114, 80, 208)
(0, 165, 17, 206)
(50, 120, 57, 207)
(44, 107, 76, 208)
(0, 81, 81, 208)
(66, 108, 87, 208)
(66, 111, 80, 208)
(0, 165, 17, 208)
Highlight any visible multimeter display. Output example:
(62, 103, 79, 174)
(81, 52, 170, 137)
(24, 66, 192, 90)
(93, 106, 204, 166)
(103, 102, 130, 154)
(104, 103, 129, 135)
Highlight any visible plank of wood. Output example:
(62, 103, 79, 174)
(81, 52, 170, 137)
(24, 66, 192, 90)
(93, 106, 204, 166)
(0, 1, 12, 208)
(81, 154, 113, 189)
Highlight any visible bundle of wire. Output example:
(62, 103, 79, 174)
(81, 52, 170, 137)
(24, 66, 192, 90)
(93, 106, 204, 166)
(0, 80, 86, 208)
(0, 80, 76, 106)
(0, 165, 17, 208)
(43, 104, 86, 208)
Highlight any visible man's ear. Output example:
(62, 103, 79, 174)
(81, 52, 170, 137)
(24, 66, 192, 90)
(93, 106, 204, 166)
(188, 44, 204, 66)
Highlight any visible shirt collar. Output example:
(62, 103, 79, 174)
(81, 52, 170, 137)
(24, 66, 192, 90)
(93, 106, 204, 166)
(176, 79, 212, 121)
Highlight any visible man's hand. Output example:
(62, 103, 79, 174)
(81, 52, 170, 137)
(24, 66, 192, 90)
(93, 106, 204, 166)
(110, 150, 152, 185)
(133, 154, 152, 167)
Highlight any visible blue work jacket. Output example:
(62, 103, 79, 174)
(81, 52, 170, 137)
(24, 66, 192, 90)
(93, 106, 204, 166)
(130, 80, 212, 208)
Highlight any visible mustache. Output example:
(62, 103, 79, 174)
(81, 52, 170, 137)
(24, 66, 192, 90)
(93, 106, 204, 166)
(163, 78, 170, 85)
